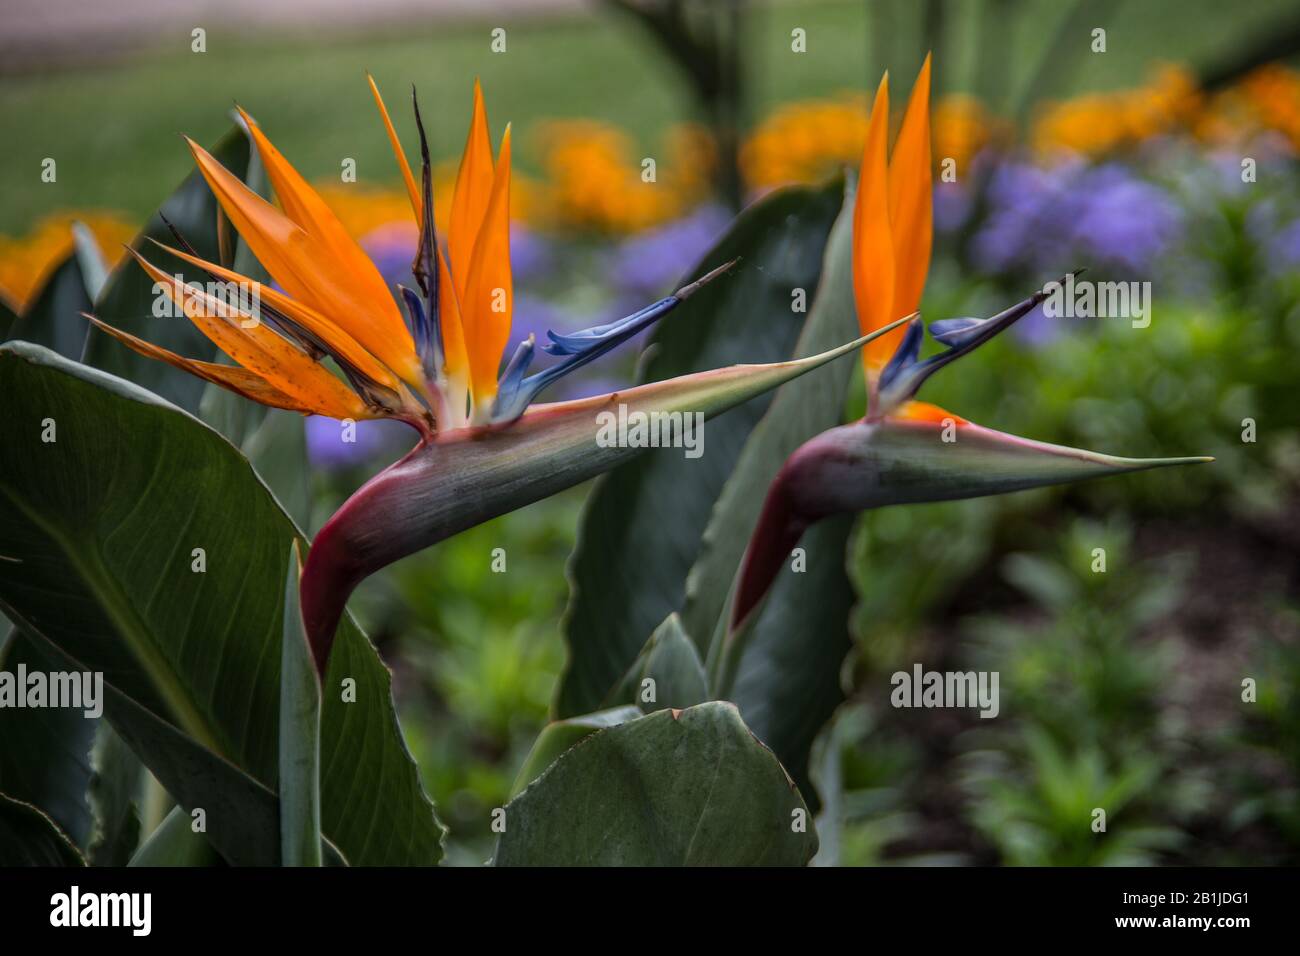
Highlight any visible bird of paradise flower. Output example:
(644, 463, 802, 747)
(85, 77, 911, 672)
(715, 57, 1210, 692)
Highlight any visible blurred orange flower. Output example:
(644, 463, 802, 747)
(741, 91, 1004, 190)
(529, 119, 711, 233)
(0, 211, 136, 309)
(1032, 65, 1200, 158)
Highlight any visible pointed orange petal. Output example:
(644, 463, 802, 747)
(437, 244, 470, 421)
(449, 79, 495, 295)
(130, 250, 369, 419)
(151, 239, 403, 394)
(888, 54, 933, 319)
(462, 125, 513, 412)
(366, 74, 422, 222)
(85, 315, 319, 414)
(186, 136, 421, 387)
(235, 112, 413, 348)
(853, 75, 897, 373)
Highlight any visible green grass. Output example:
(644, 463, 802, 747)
(0, 0, 1294, 233)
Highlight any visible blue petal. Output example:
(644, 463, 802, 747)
(490, 260, 741, 424)
(399, 285, 436, 378)
(878, 317, 925, 393)
(492, 336, 537, 416)
(875, 280, 1063, 417)
(491, 295, 680, 423)
(541, 297, 676, 356)
(927, 316, 987, 348)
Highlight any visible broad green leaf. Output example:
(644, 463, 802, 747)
(82, 126, 261, 413)
(509, 705, 642, 798)
(71, 222, 111, 301)
(279, 542, 321, 867)
(0, 793, 85, 866)
(0, 627, 96, 848)
(86, 724, 145, 866)
(602, 613, 708, 713)
(683, 185, 863, 805)
(0, 342, 443, 865)
(718, 517, 856, 810)
(128, 805, 219, 867)
(685, 185, 860, 651)
(32, 629, 341, 866)
(494, 702, 817, 866)
(244, 410, 311, 529)
(555, 179, 845, 717)
(6, 247, 96, 360)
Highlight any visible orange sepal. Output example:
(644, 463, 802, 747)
(449, 79, 495, 295)
(888, 54, 933, 320)
(130, 249, 370, 420)
(366, 74, 422, 222)
(185, 136, 421, 386)
(85, 315, 321, 414)
(151, 239, 402, 394)
(852, 75, 898, 374)
(461, 125, 513, 412)
(437, 244, 470, 418)
(235, 111, 413, 351)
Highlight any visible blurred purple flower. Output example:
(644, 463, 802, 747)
(934, 181, 973, 234)
(972, 160, 1183, 277)
(305, 415, 411, 471)
(609, 203, 731, 296)
(510, 224, 555, 280)
(508, 293, 567, 348)
(1266, 217, 1300, 274)
(359, 221, 418, 291)
(359, 222, 554, 292)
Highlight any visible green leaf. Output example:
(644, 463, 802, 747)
(0, 627, 96, 848)
(6, 247, 96, 360)
(53, 634, 342, 866)
(82, 126, 261, 413)
(683, 185, 863, 805)
(602, 612, 708, 713)
(723, 517, 856, 810)
(509, 705, 642, 799)
(685, 184, 860, 651)
(86, 723, 145, 866)
(128, 806, 220, 867)
(494, 702, 817, 866)
(279, 541, 321, 867)
(0, 792, 85, 866)
(555, 179, 845, 717)
(0, 342, 443, 865)
(71, 222, 111, 302)
(243, 410, 311, 529)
